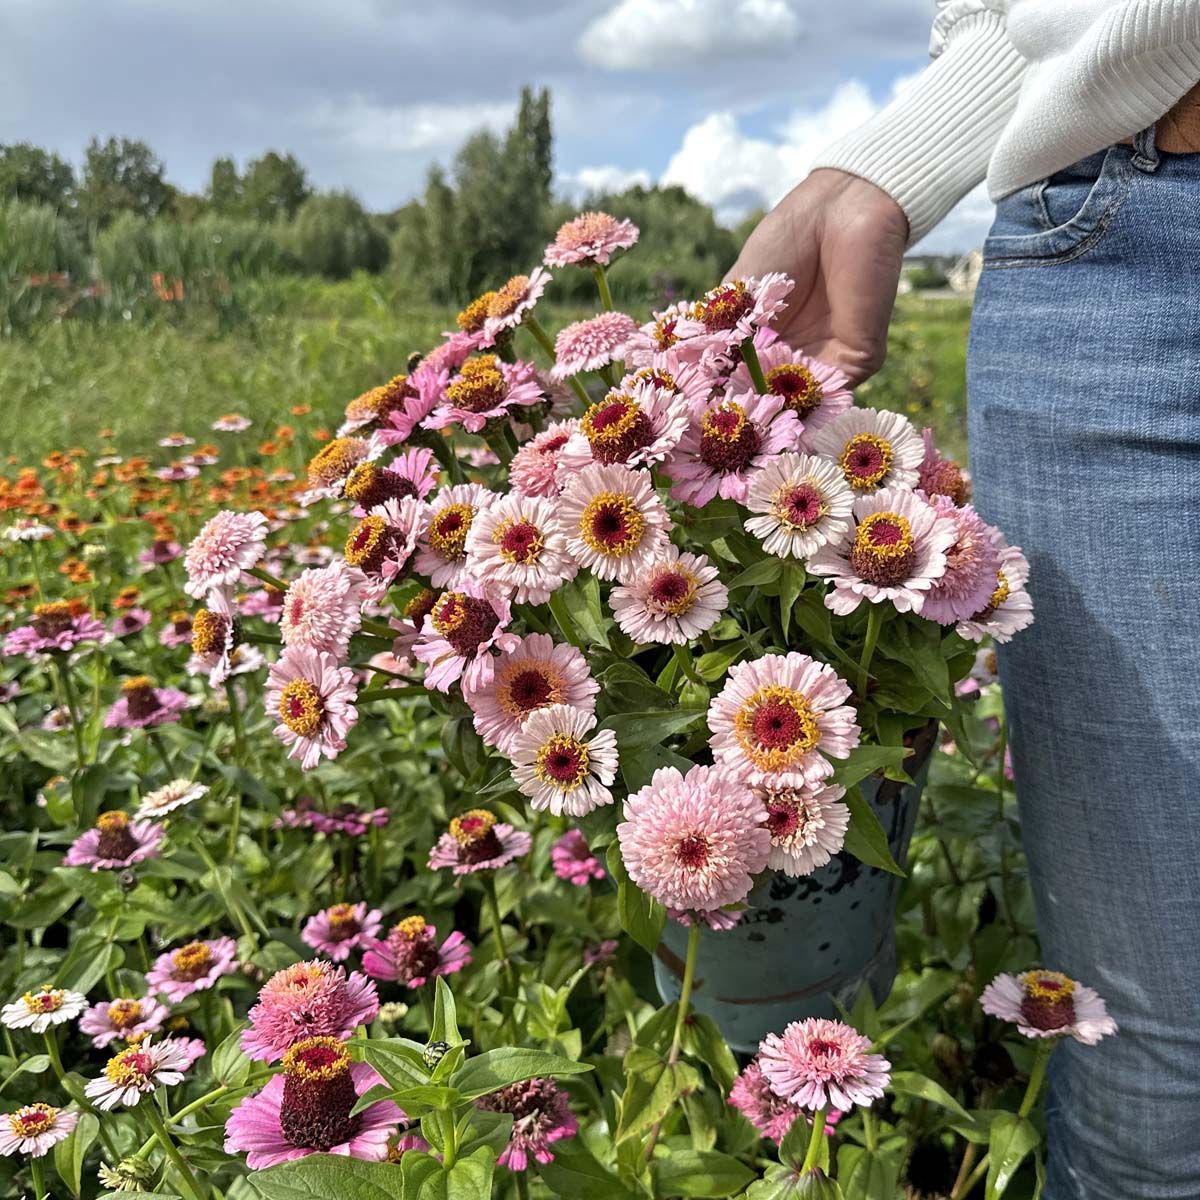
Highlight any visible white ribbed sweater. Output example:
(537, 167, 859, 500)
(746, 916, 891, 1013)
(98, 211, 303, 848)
(813, 0, 1200, 242)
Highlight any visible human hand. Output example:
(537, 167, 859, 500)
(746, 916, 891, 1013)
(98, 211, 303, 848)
(728, 169, 909, 384)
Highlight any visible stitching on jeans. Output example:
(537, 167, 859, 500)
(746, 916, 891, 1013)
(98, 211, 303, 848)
(981, 177, 1134, 270)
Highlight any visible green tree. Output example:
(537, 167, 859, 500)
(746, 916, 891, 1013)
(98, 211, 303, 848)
(207, 156, 243, 214)
(289, 191, 388, 278)
(0, 143, 75, 211)
(77, 136, 170, 226)
(241, 151, 310, 223)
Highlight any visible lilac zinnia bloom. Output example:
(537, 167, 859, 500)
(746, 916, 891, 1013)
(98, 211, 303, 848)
(3, 601, 106, 657)
(550, 829, 605, 887)
(79, 996, 170, 1048)
(104, 677, 190, 729)
(361, 917, 471, 988)
(476, 1078, 577, 1171)
(301, 903, 383, 963)
(146, 937, 238, 1003)
(63, 812, 164, 871)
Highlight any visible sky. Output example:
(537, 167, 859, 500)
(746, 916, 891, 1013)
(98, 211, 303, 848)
(0, 0, 992, 253)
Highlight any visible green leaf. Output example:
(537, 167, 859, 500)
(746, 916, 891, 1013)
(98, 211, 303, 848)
(682, 1012, 739, 1092)
(458, 1108, 514, 1159)
(354, 1038, 431, 1091)
(607, 842, 666, 953)
(431, 976, 461, 1046)
(986, 1113, 1041, 1199)
(883, 617, 950, 702)
(745, 1166, 844, 1199)
(616, 1047, 700, 1142)
(248, 1154, 404, 1199)
(211, 1021, 252, 1088)
(53, 1110, 98, 1197)
(841, 787, 905, 876)
(888, 1070, 971, 1121)
(652, 1149, 755, 1197)
(598, 708, 704, 752)
(450, 1047, 592, 1100)
(778, 564, 806, 639)
(538, 1141, 640, 1200)
(397, 1147, 495, 1200)
(727, 559, 783, 592)
(832, 745, 913, 788)
(837, 1145, 897, 1200)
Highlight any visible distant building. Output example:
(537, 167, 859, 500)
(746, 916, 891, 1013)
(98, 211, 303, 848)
(948, 249, 984, 295)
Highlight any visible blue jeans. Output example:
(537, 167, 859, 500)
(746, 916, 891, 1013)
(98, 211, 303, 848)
(968, 128, 1200, 1200)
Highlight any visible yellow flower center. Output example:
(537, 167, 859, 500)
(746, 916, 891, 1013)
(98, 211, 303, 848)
(1020, 970, 1076, 1001)
(171, 942, 214, 979)
(278, 679, 324, 738)
(9, 1104, 56, 1138)
(327, 903, 358, 930)
(534, 735, 591, 791)
(487, 275, 530, 320)
(22, 986, 64, 1014)
(307, 437, 365, 486)
(104, 1047, 153, 1087)
(190, 607, 230, 656)
(734, 685, 821, 772)
(431, 592, 467, 636)
(446, 367, 507, 414)
(493, 517, 544, 565)
(849, 512, 916, 587)
(107, 999, 143, 1029)
(578, 491, 645, 557)
(839, 432, 894, 491)
(450, 809, 497, 846)
(395, 915, 428, 939)
(283, 1035, 351, 1081)
(344, 514, 387, 570)
(765, 363, 823, 415)
(456, 292, 496, 334)
(121, 675, 153, 694)
(96, 810, 130, 833)
(428, 503, 475, 560)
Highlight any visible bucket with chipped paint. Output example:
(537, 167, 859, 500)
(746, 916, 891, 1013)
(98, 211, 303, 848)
(652, 723, 936, 1053)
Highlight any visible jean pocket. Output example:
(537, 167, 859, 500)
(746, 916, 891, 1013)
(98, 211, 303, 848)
(983, 146, 1135, 266)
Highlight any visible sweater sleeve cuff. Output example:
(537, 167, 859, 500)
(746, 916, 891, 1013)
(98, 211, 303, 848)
(809, 10, 1026, 244)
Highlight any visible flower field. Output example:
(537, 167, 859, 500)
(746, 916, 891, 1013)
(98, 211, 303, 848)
(0, 221, 1099, 1200)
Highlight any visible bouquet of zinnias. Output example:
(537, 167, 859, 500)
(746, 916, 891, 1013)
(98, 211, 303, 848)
(184, 208, 1033, 932)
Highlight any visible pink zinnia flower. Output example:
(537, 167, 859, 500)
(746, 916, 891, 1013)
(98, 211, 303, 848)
(281, 561, 365, 657)
(729, 338, 853, 447)
(302, 436, 380, 504)
(425, 356, 545, 435)
(109, 608, 152, 638)
(63, 811, 164, 871)
(917, 428, 969, 505)
(2, 986, 87, 1033)
(980, 970, 1117, 1044)
(465, 633, 598, 753)
(155, 462, 200, 482)
(584, 939, 619, 966)
(509, 704, 619, 817)
(413, 580, 519, 694)
(551, 829, 605, 886)
(183, 510, 268, 600)
(810, 408, 924, 498)
(344, 496, 426, 603)
(278, 800, 390, 837)
(476, 1078, 577, 1171)
(301, 903, 384, 962)
(807, 487, 958, 617)
(669, 906, 744, 930)
(224, 1037, 401, 1168)
(159, 610, 193, 648)
(919, 496, 1002, 625)
(138, 778, 207, 820)
(377, 369, 444, 447)
(213, 413, 252, 432)
(545, 211, 638, 267)
(617, 764, 770, 912)
(730, 1059, 808, 1142)
(415, 482, 496, 589)
(266, 647, 359, 770)
(242, 960, 379, 1062)
(187, 593, 239, 684)
(84, 1038, 196, 1109)
(104, 676, 190, 730)
(428, 809, 532, 874)
(744, 451, 855, 561)
(664, 392, 800, 507)
(708, 652, 860, 784)
(139, 538, 183, 568)
(343, 448, 438, 515)
(624, 301, 709, 370)
(466, 493, 577, 605)
(609, 547, 727, 645)
(482, 269, 551, 343)
(362, 916, 472, 987)
(688, 274, 794, 350)
(557, 462, 671, 583)
(79, 996, 170, 1048)
(146, 937, 238, 1003)
(0, 1104, 78, 1158)
(956, 536, 1034, 645)
(509, 419, 579, 497)
(559, 378, 692, 474)
(3, 601, 106, 657)
(758, 1018, 891, 1112)
(240, 586, 284, 623)
(550, 312, 639, 382)
(758, 777, 850, 877)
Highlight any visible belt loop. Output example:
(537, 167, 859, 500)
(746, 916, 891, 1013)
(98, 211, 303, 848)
(1132, 123, 1161, 173)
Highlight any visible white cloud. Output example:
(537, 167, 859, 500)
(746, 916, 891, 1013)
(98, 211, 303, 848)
(303, 97, 514, 154)
(579, 0, 802, 70)
(564, 164, 653, 198)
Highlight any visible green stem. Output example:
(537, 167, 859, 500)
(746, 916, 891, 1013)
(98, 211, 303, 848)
(26, 542, 45, 599)
(1018, 1040, 1053, 1119)
(801, 1108, 828, 1174)
(481, 874, 520, 1028)
(667, 921, 702, 1066)
(857, 604, 884, 696)
(515, 1169, 530, 1200)
(42, 1031, 65, 1082)
(741, 339, 769, 395)
(134, 1085, 232, 1160)
(427, 432, 466, 486)
(29, 1154, 46, 1200)
(483, 427, 515, 467)
(143, 1101, 207, 1200)
(599, 363, 618, 390)
(592, 265, 614, 311)
(223, 681, 246, 857)
(862, 1107, 877, 1153)
(245, 565, 287, 590)
(150, 731, 176, 779)
(959, 1154, 989, 1198)
(55, 658, 86, 768)
(672, 643, 703, 687)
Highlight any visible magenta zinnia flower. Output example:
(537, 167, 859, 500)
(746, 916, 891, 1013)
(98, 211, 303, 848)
(509, 420, 579, 498)
(545, 211, 638, 267)
(624, 301, 709, 370)
(550, 312, 638, 382)
(559, 378, 692, 474)
(139, 537, 183, 567)
(413, 580, 519, 694)
(183, 509, 268, 600)
(84, 1037, 196, 1109)
(344, 495, 426, 603)
(109, 608, 152, 638)
(361, 916, 471, 987)
(917, 427, 969, 504)
(617, 764, 770, 912)
(79, 996, 169, 1048)
(3, 601, 106, 657)
(242, 960, 380, 1062)
(465, 633, 598, 753)
(103, 676, 190, 730)
(980, 970, 1117, 1044)
(266, 646, 359, 770)
(301, 903, 383, 963)
(476, 1078, 578, 1171)
(145, 937, 238, 1003)
(730, 1059, 808, 1142)
(707, 652, 861, 784)
(63, 811, 164, 871)
(280, 561, 365, 657)
(224, 1037, 401, 1168)
(758, 1018, 891, 1112)
(919, 496, 1002, 625)
(0, 1104, 79, 1158)
(428, 809, 532, 875)
(664, 392, 800, 508)
(609, 547, 727, 645)
(551, 829, 605, 886)
(425, 356, 545, 434)
(688, 274, 794, 351)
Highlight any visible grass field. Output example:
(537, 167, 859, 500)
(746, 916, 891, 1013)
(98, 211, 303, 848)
(0, 276, 973, 465)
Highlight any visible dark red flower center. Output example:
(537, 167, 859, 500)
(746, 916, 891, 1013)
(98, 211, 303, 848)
(694, 282, 753, 333)
(674, 834, 711, 869)
(344, 462, 418, 508)
(32, 602, 74, 638)
(96, 811, 139, 860)
(778, 483, 826, 528)
(582, 395, 653, 464)
(751, 701, 807, 749)
(699, 403, 761, 474)
(121, 678, 162, 721)
(430, 593, 500, 659)
(498, 519, 542, 563)
(765, 363, 823, 415)
(280, 1037, 360, 1151)
(506, 667, 554, 713)
(764, 797, 801, 840)
(849, 513, 916, 587)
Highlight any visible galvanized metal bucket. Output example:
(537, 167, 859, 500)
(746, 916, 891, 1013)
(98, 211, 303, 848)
(652, 724, 937, 1052)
